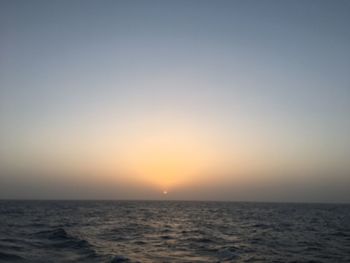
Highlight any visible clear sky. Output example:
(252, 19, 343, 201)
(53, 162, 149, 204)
(1, 0, 350, 202)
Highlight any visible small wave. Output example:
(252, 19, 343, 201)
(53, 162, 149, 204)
(110, 255, 131, 263)
(34, 228, 99, 257)
(217, 247, 239, 261)
(161, 235, 172, 240)
(35, 228, 70, 240)
(252, 223, 270, 229)
(0, 243, 24, 250)
(132, 240, 146, 245)
(0, 251, 23, 261)
(332, 231, 348, 237)
(188, 237, 214, 243)
(35, 228, 90, 247)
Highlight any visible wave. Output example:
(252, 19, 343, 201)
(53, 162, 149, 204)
(35, 228, 89, 247)
(110, 255, 131, 263)
(0, 251, 23, 261)
(34, 228, 99, 259)
(186, 236, 215, 244)
(217, 247, 240, 261)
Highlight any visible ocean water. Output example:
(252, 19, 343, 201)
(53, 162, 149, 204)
(0, 201, 349, 262)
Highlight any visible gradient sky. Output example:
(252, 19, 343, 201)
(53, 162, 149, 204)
(1, 0, 350, 202)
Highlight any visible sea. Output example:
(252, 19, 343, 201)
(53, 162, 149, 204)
(0, 201, 349, 262)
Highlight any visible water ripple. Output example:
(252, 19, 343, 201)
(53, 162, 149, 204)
(0, 201, 349, 262)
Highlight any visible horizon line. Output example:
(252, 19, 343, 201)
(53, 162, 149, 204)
(0, 198, 349, 205)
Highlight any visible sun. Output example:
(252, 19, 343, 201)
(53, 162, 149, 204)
(163, 190, 168, 195)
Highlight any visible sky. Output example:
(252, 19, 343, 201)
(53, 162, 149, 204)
(0, 0, 350, 202)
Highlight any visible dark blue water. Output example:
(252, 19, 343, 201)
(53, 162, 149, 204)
(0, 201, 349, 262)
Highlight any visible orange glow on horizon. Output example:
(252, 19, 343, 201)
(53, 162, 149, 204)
(113, 118, 223, 190)
(50, 116, 271, 192)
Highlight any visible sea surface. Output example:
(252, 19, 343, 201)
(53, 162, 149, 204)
(0, 201, 349, 262)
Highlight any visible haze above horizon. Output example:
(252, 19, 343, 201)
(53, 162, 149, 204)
(1, 0, 350, 202)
